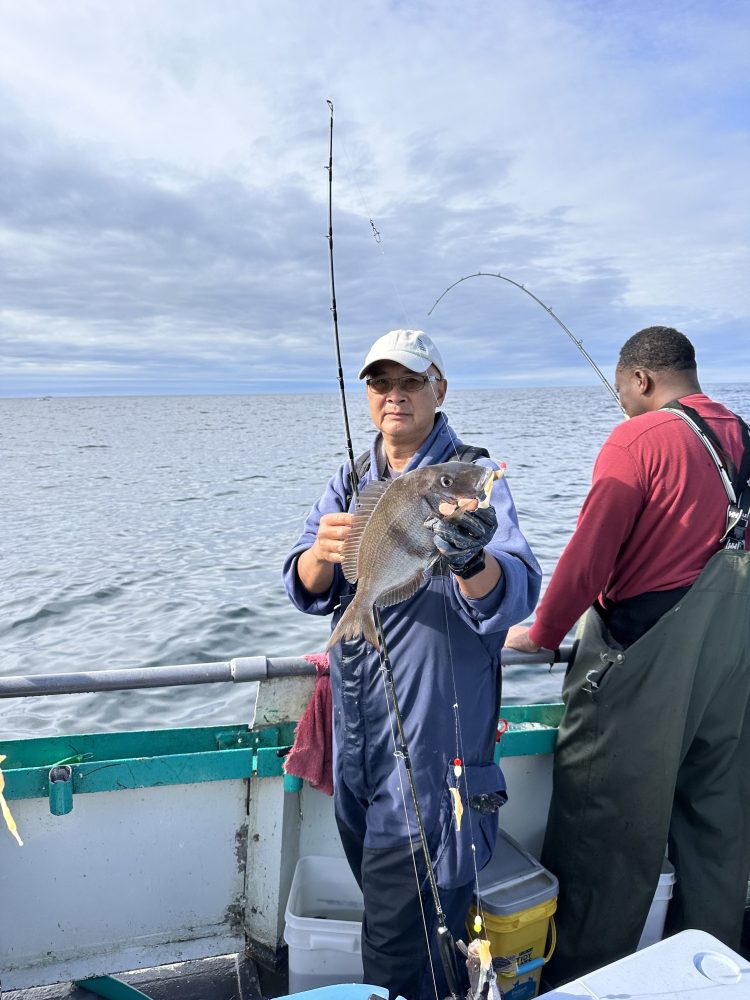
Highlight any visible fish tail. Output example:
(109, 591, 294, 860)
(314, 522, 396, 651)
(325, 598, 380, 652)
(362, 609, 380, 650)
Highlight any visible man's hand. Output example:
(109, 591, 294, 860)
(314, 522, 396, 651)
(297, 512, 353, 595)
(432, 506, 498, 579)
(311, 512, 354, 564)
(503, 624, 541, 653)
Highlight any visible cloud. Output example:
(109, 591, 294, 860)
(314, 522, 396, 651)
(0, 0, 748, 395)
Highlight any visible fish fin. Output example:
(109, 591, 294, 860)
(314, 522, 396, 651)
(377, 569, 427, 609)
(325, 598, 380, 652)
(341, 480, 391, 584)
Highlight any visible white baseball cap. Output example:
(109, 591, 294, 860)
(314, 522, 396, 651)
(358, 329, 445, 379)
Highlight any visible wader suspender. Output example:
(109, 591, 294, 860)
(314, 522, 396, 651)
(663, 400, 750, 551)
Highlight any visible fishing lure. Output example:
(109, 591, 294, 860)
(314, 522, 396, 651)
(0, 755, 23, 846)
(466, 937, 502, 999)
(448, 785, 464, 832)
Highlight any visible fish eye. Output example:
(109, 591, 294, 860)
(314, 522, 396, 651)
(440, 475, 453, 488)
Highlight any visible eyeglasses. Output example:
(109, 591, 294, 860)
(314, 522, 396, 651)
(365, 374, 443, 395)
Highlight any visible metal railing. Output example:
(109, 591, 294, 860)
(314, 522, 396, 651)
(0, 646, 573, 699)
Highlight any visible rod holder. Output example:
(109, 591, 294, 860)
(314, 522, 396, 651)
(49, 764, 74, 815)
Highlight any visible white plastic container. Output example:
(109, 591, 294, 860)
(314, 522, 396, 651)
(637, 858, 676, 950)
(283, 855, 364, 993)
(539, 928, 749, 998)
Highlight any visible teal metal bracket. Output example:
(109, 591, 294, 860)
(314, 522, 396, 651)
(75, 975, 151, 999)
(48, 764, 74, 815)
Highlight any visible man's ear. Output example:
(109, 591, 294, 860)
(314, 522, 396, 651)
(632, 368, 653, 397)
(435, 378, 447, 407)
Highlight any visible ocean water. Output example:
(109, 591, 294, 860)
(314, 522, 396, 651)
(2, 384, 748, 739)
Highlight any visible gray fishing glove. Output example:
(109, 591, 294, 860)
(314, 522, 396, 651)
(432, 506, 498, 579)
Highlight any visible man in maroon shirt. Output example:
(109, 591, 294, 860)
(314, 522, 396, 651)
(506, 326, 750, 984)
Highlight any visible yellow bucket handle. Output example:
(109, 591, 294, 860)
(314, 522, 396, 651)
(544, 915, 557, 963)
(498, 915, 556, 979)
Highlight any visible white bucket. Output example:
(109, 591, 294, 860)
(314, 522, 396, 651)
(637, 858, 676, 950)
(283, 855, 364, 993)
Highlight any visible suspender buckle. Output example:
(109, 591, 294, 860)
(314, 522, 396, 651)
(722, 503, 748, 550)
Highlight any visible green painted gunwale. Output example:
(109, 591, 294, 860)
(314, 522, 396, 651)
(0, 723, 297, 800)
(0, 704, 563, 801)
(495, 702, 564, 758)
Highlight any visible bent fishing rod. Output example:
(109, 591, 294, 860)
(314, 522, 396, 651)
(325, 99, 464, 1000)
(428, 271, 626, 417)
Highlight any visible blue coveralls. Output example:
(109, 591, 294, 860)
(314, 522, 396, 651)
(283, 416, 541, 1000)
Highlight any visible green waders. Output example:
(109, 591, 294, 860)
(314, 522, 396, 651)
(541, 548, 750, 986)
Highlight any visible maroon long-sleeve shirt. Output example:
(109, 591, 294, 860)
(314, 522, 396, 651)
(529, 393, 749, 651)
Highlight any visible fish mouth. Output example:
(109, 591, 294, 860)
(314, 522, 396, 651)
(430, 467, 504, 517)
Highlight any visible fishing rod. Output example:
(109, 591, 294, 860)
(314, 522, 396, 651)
(428, 271, 626, 417)
(326, 100, 360, 504)
(324, 99, 464, 1000)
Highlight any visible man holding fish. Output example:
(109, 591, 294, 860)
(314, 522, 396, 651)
(284, 329, 540, 1000)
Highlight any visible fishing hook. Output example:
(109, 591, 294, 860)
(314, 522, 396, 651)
(324, 99, 464, 1000)
(428, 271, 626, 416)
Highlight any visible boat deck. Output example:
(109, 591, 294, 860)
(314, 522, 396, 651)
(5, 920, 750, 1000)
(3, 954, 290, 1000)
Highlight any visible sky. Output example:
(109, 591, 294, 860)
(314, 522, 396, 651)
(1, 0, 749, 397)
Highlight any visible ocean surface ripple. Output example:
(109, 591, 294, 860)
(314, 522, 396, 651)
(2, 385, 747, 738)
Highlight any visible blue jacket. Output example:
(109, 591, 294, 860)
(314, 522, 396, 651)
(283, 416, 541, 885)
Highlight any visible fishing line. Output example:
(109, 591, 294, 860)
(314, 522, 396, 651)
(325, 99, 463, 999)
(427, 271, 626, 417)
(338, 131, 412, 328)
(376, 643, 440, 997)
(440, 589, 489, 940)
(428, 363, 495, 948)
(375, 618, 442, 1000)
(371, 607, 463, 997)
(429, 365, 502, 950)
(429, 381, 465, 466)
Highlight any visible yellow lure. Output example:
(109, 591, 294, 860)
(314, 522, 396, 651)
(0, 755, 23, 847)
(477, 938, 493, 973)
(448, 786, 463, 831)
(478, 467, 506, 509)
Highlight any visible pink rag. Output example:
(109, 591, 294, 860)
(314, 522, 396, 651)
(283, 653, 333, 796)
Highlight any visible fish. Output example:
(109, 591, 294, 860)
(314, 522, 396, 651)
(325, 461, 502, 651)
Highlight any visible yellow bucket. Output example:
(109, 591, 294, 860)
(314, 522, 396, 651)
(468, 830, 558, 1000)
(468, 898, 556, 1000)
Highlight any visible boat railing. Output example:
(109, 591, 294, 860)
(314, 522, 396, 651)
(0, 645, 573, 698)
